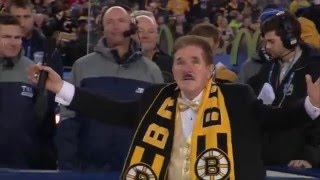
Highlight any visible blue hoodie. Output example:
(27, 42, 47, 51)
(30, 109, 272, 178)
(56, 38, 163, 171)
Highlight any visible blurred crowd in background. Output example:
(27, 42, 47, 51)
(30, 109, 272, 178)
(0, 0, 302, 68)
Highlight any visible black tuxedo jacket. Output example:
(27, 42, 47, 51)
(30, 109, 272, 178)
(67, 82, 316, 179)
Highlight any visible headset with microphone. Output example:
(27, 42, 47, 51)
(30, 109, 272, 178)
(262, 11, 300, 62)
(100, 4, 139, 38)
(123, 18, 139, 37)
(100, 4, 144, 65)
(262, 11, 299, 50)
(275, 11, 299, 50)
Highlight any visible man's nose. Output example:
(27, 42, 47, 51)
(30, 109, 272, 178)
(265, 43, 271, 50)
(113, 21, 126, 29)
(20, 23, 26, 28)
(110, 25, 119, 31)
(182, 63, 193, 71)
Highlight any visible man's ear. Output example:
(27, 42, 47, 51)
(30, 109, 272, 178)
(209, 64, 215, 72)
(208, 64, 215, 78)
(213, 38, 220, 49)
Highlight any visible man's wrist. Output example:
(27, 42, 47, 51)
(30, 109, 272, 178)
(309, 98, 320, 109)
(305, 96, 320, 120)
(55, 81, 64, 94)
(55, 81, 75, 106)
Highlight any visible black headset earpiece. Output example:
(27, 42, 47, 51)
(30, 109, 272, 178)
(100, 7, 106, 31)
(123, 18, 138, 37)
(276, 11, 298, 49)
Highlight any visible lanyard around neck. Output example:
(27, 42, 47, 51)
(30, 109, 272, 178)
(25, 40, 32, 59)
(277, 72, 295, 107)
(268, 49, 298, 84)
(268, 62, 296, 107)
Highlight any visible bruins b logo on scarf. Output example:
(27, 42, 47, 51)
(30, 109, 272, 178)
(122, 81, 235, 180)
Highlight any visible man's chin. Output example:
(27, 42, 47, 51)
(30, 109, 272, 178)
(4, 52, 19, 58)
(109, 39, 126, 46)
(179, 81, 196, 89)
(141, 46, 154, 51)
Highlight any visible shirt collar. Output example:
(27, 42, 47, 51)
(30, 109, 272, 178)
(181, 90, 204, 102)
(280, 47, 302, 67)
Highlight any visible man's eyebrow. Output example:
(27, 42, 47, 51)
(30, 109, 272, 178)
(191, 56, 200, 60)
(1, 34, 12, 38)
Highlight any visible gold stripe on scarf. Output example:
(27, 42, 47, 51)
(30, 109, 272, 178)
(191, 80, 235, 180)
(122, 81, 236, 180)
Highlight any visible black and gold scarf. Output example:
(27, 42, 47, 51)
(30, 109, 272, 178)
(121, 80, 235, 180)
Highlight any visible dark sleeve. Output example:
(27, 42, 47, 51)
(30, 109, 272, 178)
(301, 144, 320, 167)
(47, 49, 64, 77)
(33, 88, 56, 139)
(301, 120, 320, 167)
(45, 38, 64, 77)
(247, 86, 316, 130)
(34, 90, 57, 169)
(68, 87, 140, 128)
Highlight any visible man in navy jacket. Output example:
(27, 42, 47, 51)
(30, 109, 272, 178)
(0, 13, 56, 169)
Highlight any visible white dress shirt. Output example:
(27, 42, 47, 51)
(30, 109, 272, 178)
(56, 81, 320, 120)
(180, 91, 203, 137)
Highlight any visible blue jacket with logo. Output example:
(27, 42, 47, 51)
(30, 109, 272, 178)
(22, 29, 63, 76)
(0, 53, 56, 169)
(56, 38, 163, 171)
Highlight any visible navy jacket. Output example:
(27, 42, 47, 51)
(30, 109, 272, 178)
(56, 38, 163, 171)
(22, 29, 63, 76)
(0, 54, 56, 169)
(249, 43, 320, 166)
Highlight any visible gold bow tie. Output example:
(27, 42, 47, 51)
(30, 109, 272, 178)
(177, 98, 200, 111)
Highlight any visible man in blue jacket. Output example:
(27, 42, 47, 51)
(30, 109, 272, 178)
(55, 5, 163, 172)
(0, 13, 56, 169)
(7, 0, 63, 76)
